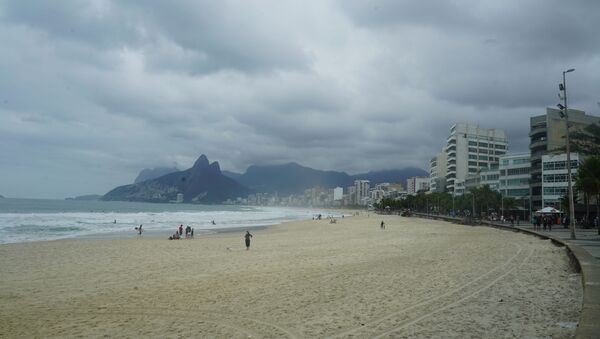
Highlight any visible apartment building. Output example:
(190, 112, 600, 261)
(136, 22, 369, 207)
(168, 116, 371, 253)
(529, 108, 599, 210)
(445, 124, 508, 194)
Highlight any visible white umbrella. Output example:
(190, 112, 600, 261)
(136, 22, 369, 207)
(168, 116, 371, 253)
(536, 206, 562, 214)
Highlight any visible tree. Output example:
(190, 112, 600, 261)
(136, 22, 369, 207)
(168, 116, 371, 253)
(576, 156, 600, 227)
(569, 123, 600, 156)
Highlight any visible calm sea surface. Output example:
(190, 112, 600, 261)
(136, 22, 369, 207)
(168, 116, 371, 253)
(0, 198, 338, 244)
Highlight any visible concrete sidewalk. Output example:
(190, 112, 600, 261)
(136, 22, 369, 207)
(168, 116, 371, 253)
(512, 223, 600, 260)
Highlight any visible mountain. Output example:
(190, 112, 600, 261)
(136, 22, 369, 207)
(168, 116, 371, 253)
(221, 170, 243, 182)
(103, 155, 251, 204)
(232, 162, 427, 195)
(237, 162, 350, 196)
(134, 166, 179, 184)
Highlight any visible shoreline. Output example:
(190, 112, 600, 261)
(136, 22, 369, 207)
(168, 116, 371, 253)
(0, 214, 581, 337)
(0, 206, 356, 245)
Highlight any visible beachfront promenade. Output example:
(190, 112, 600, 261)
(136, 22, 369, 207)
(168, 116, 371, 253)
(416, 213, 600, 338)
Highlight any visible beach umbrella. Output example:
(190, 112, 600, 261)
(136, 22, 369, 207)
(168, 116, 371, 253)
(536, 207, 562, 214)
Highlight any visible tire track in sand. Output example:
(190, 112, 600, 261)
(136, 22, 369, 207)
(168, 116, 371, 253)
(329, 245, 529, 338)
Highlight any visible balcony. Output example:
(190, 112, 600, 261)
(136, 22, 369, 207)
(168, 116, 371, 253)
(529, 125, 547, 137)
(529, 139, 547, 149)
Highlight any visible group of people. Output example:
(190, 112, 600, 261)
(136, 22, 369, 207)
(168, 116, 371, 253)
(532, 215, 560, 231)
(169, 224, 194, 240)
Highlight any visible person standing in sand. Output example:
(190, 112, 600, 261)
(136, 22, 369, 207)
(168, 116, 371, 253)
(380, 221, 385, 230)
(138, 224, 143, 236)
(244, 231, 253, 250)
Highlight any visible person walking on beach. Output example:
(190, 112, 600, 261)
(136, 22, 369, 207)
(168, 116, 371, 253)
(244, 231, 253, 250)
(179, 224, 183, 236)
(138, 224, 143, 236)
(380, 221, 385, 230)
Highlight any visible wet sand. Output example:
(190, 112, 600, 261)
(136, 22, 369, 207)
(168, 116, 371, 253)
(0, 214, 582, 338)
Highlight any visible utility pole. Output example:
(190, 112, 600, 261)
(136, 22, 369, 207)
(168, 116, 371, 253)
(561, 68, 576, 240)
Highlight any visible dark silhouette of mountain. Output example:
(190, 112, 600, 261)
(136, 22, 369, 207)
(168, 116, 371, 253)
(134, 166, 179, 183)
(221, 170, 243, 182)
(237, 162, 350, 196)
(103, 155, 251, 204)
(233, 162, 427, 195)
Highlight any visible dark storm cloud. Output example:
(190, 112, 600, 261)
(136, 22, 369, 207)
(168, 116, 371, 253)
(340, 0, 600, 109)
(0, 0, 598, 198)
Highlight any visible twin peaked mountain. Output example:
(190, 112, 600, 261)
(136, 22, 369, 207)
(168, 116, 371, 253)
(103, 154, 427, 204)
(103, 155, 250, 204)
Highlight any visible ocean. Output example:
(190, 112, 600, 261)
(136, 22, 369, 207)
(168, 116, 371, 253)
(0, 198, 342, 244)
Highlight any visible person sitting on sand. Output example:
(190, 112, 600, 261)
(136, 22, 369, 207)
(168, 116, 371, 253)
(244, 231, 253, 250)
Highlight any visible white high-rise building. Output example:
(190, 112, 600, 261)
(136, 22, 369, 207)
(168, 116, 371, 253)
(541, 153, 579, 209)
(445, 124, 508, 194)
(333, 187, 343, 201)
(354, 180, 370, 205)
(429, 149, 447, 193)
(407, 176, 429, 195)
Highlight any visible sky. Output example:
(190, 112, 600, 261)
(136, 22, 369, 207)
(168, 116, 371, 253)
(1, 0, 599, 199)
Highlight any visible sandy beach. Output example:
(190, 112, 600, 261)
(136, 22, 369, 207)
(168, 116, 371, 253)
(0, 214, 582, 338)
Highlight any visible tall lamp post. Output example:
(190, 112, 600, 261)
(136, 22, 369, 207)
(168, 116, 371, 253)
(559, 68, 576, 240)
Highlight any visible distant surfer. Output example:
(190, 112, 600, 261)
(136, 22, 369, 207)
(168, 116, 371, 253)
(113, 219, 116, 224)
(138, 224, 143, 236)
(211, 220, 216, 225)
(244, 231, 253, 250)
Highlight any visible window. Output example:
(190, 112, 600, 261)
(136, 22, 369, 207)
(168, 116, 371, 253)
(468, 147, 477, 153)
(543, 173, 576, 183)
(479, 155, 488, 160)
(468, 141, 477, 146)
(486, 174, 499, 181)
(544, 187, 567, 196)
(507, 188, 529, 197)
(507, 167, 529, 175)
(469, 154, 477, 160)
(543, 160, 578, 171)
(495, 144, 506, 150)
(479, 142, 488, 148)
(468, 161, 477, 166)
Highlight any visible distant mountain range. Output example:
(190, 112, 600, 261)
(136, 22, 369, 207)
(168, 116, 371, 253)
(103, 155, 427, 204)
(103, 155, 251, 204)
(224, 162, 427, 196)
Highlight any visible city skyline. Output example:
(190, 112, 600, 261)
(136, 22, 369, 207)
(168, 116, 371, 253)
(1, 1, 599, 199)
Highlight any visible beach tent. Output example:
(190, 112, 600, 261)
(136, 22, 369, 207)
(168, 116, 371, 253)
(536, 207, 562, 214)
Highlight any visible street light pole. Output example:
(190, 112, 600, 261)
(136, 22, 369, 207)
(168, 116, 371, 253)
(562, 68, 576, 240)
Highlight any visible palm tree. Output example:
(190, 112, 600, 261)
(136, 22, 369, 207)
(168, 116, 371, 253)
(576, 156, 600, 228)
(570, 123, 600, 156)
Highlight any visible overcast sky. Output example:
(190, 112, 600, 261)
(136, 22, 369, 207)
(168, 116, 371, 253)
(1, 0, 599, 199)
